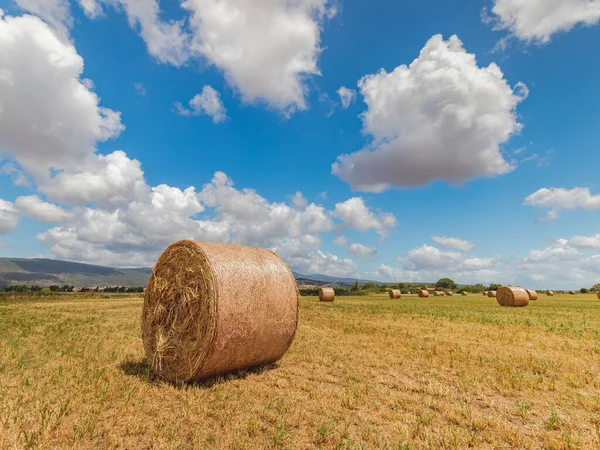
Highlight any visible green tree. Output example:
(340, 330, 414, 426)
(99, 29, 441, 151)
(488, 283, 502, 291)
(361, 282, 379, 291)
(435, 278, 457, 290)
(592, 283, 600, 292)
(580, 288, 588, 294)
(351, 280, 359, 291)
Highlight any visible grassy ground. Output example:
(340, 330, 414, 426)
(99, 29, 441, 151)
(1, 293, 600, 449)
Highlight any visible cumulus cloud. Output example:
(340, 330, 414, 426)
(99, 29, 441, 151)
(430, 235, 475, 252)
(0, 13, 124, 181)
(523, 239, 582, 262)
(348, 243, 377, 259)
(332, 197, 397, 238)
(14, 195, 72, 223)
(569, 234, 600, 249)
(333, 236, 347, 247)
(0, 200, 18, 234)
(488, 0, 600, 44)
(14, 0, 72, 40)
(332, 34, 526, 192)
(337, 86, 356, 108)
(175, 85, 227, 123)
(183, 0, 336, 113)
(525, 187, 600, 211)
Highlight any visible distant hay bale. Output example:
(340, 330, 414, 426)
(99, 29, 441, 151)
(444, 290, 454, 296)
(547, 290, 555, 296)
(418, 289, 429, 298)
(388, 289, 401, 299)
(497, 286, 529, 307)
(142, 240, 299, 383)
(461, 291, 468, 296)
(487, 290, 497, 298)
(318, 287, 335, 302)
(434, 291, 444, 297)
(525, 289, 538, 301)
(569, 290, 576, 295)
(483, 291, 488, 296)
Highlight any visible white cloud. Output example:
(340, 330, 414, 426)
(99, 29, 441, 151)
(14, 0, 72, 40)
(569, 234, 600, 249)
(183, 0, 336, 113)
(524, 187, 600, 211)
(332, 34, 526, 192)
(337, 86, 356, 108)
(332, 197, 397, 238)
(348, 243, 377, 259)
(40, 151, 148, 208)
(430, 235, 475, 252)
(0, 13, 124, 181)
(14, 195, 72, 223)
(524, 239, 581, 262)
(0, 199, 18, 234)
(333, 236, 347, 247)
(77, 0, 103, 18)
(175, 85, 227, 123)
(489, 0, 600, 44)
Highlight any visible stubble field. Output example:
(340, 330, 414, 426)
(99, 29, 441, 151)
(1, 293, 600, 449)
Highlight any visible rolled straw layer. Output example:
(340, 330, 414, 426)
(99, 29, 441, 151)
(497, 286, 529, 307)
(318, 287, 335, 302)
(142, 240, 299, 382)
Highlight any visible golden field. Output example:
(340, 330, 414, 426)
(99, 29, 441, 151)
(1, 293, 600, 449)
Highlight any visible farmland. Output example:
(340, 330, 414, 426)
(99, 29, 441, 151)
(1, 293, 600, 449)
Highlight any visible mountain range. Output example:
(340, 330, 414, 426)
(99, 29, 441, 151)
(0, 257, 381, 288)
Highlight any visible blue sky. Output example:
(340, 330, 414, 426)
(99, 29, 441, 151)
(0, 0, 599, 289)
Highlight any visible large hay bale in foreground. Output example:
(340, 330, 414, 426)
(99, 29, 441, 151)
(497, 286, 529, 307)
(547, 290, 555, 296)
(388, 289, 401, 299)
(461, 291, 468, 296)
(142, 240, 299, 382)
(418, 289, 429, 298)
(597, 291, 600, 300)
(525, 289, 538, 301)
(444, 290, 454, 296)
(488, 290, 497, 298)
(318, 287, 335, 302)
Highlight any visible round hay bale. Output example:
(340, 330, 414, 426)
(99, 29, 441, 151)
(483, 291, 488, 296)
(461, 291, 468, 296)
(597, 291, 600, 300)
(547, 290, 555, 296)
(388, 289, 401, 299)
(434, 291, 444, 297)
(525, 289, 538, 301)
(569, 290, 576, 295)
(444, 290, 454, 296)
(142, 240, 299, 382)
(487, 290, 497, 298)
(418, 289, 429, 298)
(496, 286, 529, 307)
(318, 287, 335, 302)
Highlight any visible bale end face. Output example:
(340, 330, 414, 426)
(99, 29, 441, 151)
(546, 291, 555, 296)
(318, 287, 335, 302)
(487, 290, 497, 298)
(496, 286, 529, 307)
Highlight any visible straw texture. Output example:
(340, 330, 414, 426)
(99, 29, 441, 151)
(461, 291, 468, 296)
(597, 291, 600, 300)
(388, 289, 401, 299)
(487, 290, 497, 298)
(318, 287, 335, 302)
(483, 291, 488, 296)
(418, 290, 429, 298)
(525, 289, 538, 301)
(142, 240, 299, 382)
(496, 286, 529, 307)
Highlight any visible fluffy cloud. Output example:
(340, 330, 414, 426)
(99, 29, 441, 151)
(569, 234, 600, 249)
(348, 243, 377, 259)
(0, 200, 18, 234)
(430, 236, 475, 252)
(524, 187, 600, 213)
(524, 239, 582, 262)
(403, 245, 496, 272)
(0, 13, 124, 181)
(14, 0, 72, 40)
(332, 197, 397, 238)
(337, 86, 356, 108)
(332, 34, 526, 192)
(489, 0, 600, 43)
(175, 85, 227, 123)
(14, 195, 72, 223)
(183, 0, 336, 113)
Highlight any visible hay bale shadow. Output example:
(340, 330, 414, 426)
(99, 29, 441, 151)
(118, 358, 278, 388)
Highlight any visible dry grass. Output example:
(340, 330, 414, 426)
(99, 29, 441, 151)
(2, 293, 600, 449)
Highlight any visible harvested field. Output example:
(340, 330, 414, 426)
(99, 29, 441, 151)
(2, 293, 600, 449)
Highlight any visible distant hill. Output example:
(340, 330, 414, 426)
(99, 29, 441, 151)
(0, 257, 385, 288)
